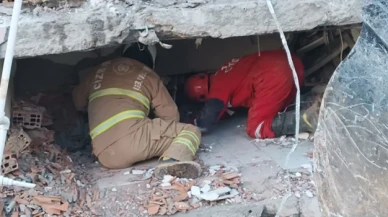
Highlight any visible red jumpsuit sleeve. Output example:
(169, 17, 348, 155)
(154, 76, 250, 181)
(207, 77, 232, 120)
(206, 57, 248, 119)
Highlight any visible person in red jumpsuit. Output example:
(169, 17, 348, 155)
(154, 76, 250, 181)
(184, 50, 319, 138)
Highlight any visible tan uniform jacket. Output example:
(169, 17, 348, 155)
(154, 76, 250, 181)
(73, 57, 179, 156)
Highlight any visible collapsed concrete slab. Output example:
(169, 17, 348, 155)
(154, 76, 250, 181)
(0, 0, 361, 58)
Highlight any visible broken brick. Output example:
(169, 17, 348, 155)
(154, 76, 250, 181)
(1, 152, 18, 175)
(14, 196, 30, 205)
(174, 202, 191, 211)
(158, 206, 167, 215)
(147, 204, 160, 215)
(222, 171, 239, 180)
(5, 128, 31, 155)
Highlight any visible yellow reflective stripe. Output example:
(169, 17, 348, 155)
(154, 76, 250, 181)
(89, 88, 150, 110)
(179, 130, 200, 147)
(302, 113, 313, 128)
(90, 110, 145, 139)
(173, 138, 196, 155)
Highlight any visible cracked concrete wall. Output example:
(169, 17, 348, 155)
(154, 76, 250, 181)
(0, 0, 361, 58)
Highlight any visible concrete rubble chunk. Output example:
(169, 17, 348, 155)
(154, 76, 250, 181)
(305, 190, 314, 198)
(190, 186, 201, 197)
(0, 0, 361, 58)
(200, 184, 211, 193)
(200, 187, 234, 201)
(200, 192, 219, 201)
(131, 170, 146, 175)
(162, 175, 174, 183)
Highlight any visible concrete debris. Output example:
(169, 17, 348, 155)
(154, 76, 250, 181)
(132, 170, 146, 175)
(200, 187, 234, 201)
(143, 169, 154, 180)
(160, 183, 172, 187)
(0, 96, 103, 216)
(199, 191, 219, 201)
(200, 184, 211, 193)
(190, 186, 201, 197)
(268, 169, 317, 201)
(301, 164, 313, 174)
(199, 144, 213, 153)
(162, 175, 174, 183)
(143, 164, 245, 215)
(305, 190, 314, 198)
(195, 38, 202, 49)
(253, 136, 300, 147)
(138, 29, 173, 49)
(298, 132, 310, 140)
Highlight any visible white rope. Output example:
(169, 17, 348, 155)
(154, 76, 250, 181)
(339, 30, 344, 61)
(264, 0, 301, 216)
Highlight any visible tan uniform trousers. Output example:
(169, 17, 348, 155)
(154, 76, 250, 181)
(97, 118, 201, 169)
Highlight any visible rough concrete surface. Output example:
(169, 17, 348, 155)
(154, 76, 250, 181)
(0, 0, 361, 58)
(172, 203, 265, 217)
(91, 114, 319, 216)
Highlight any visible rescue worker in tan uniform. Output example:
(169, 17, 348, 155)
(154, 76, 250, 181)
(72, 44, 202, 178)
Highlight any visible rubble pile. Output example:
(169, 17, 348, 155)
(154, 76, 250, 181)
(144, 164, 246, 216)
(253, 135, 313, 148)
(0, 99, 99, 216)
(267, 166, 316, 201)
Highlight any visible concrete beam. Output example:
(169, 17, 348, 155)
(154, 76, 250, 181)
(0, 0, 362, 58)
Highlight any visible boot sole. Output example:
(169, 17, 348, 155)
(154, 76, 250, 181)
(154, 161, 202, 179)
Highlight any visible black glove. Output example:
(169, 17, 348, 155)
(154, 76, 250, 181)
(195, 98, 225, 133)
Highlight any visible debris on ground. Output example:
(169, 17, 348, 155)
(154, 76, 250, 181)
(252, 133, 314, 148)
(143, 164, 245, 215)
(0, 99, 100, 216)
(0, 94, 320, 216)
(267, 165, 316, 200)
(198, 144, 213, 153)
